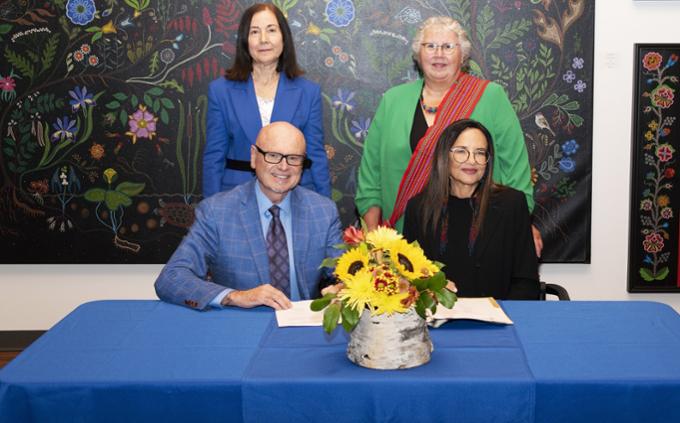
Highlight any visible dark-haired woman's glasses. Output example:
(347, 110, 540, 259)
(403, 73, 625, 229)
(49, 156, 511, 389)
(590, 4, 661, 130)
(420, 42, 460, 55)
(255, 145, 306, 166)
(449, 146, 489, 165)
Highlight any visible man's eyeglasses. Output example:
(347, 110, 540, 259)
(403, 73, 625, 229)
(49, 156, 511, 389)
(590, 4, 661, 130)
(449, 146, 490, 165)
(255, 145, 306, 166)
(421, 42, 460, 55)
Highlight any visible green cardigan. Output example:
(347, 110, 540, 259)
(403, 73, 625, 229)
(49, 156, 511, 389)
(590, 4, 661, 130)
(355, 79, 534, 231)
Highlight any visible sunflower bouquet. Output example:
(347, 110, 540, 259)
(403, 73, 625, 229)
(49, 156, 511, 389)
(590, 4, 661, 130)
(311, 225, 457, 334)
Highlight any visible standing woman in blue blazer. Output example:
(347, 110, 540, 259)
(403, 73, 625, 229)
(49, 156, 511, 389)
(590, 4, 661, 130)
(203, 3, 331, 198)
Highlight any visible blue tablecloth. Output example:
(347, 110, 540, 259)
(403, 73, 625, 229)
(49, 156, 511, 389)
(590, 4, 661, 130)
(1, 300, 680, 422)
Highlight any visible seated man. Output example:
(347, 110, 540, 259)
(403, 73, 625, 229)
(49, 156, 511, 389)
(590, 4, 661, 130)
(155, 122, 342, 310)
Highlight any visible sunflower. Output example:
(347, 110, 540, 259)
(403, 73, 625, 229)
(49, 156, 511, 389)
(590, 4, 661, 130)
(388, 239, 439, 279)
(370, 290, 409, 315)
(335, 247, 369, 282)
(365, 226, 402, 250)
(338, 268, 375, 312)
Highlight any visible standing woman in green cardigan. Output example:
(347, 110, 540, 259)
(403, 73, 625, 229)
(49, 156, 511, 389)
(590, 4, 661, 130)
(355, 16, 542, 255)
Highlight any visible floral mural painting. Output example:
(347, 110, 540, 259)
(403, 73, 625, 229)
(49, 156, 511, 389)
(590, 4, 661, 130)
(628, 44, 679, 292)
(0, 0, 593, 264)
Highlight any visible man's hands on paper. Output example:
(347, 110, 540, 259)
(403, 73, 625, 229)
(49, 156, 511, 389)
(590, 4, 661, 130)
(222, 284, 292, 310)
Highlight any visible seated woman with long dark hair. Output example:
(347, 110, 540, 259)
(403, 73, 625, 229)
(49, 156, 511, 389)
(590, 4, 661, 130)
(403, 119, 539, 300)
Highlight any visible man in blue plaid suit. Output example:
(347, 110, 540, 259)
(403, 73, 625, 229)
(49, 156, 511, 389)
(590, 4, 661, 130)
(155, 122, 342, 310)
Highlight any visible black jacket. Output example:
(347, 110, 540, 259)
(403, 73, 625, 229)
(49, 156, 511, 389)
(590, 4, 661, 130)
(403, 187, 539, 300)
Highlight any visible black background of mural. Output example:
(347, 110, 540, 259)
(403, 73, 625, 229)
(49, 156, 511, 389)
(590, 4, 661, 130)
(0, 0, 593, 263)
(628, 44, 679, 292)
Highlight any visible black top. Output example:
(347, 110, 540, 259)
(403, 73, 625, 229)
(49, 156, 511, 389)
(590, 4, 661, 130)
(410, 99, 429, 151)
(403, 188, 540, 300)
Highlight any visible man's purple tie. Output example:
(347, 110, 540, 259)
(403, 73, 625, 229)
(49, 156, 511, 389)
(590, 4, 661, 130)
(266, 205, 290, 296)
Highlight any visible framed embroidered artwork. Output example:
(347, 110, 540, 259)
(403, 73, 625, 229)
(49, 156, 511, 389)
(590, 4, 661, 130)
(628, 44, 680, 292)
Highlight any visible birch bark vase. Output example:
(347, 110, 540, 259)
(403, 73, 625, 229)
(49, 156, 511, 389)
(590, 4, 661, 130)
(346, 308, 433, 370)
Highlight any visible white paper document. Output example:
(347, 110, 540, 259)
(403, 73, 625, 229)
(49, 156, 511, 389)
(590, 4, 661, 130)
(276, 298, 512, 327)
(433, 297, 513, 325)
(275, 300, 324, 327)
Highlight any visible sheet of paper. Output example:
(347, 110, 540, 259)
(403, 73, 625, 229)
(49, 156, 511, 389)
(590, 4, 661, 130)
(433, 297, 513, 325)
(275, 300, 324, 327)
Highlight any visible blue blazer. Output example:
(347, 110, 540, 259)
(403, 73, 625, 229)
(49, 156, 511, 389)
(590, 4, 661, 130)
(203, 75, 331, 198)
(155, 179, 342, 310)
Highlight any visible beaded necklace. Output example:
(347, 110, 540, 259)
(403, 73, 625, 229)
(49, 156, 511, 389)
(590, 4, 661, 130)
(419, 94, 438, 114)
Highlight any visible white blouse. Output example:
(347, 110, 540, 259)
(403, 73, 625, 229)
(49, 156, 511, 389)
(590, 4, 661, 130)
(256, 96, 275, 127)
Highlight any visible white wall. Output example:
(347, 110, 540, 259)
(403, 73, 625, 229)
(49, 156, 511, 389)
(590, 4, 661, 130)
(2, 0, 680, 331)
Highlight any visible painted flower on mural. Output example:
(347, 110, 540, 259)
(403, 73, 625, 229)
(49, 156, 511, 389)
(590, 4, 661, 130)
(661, 207, 673, 220)
(160, 48, 175, 64)
(642, 232, 664, 253)
(351, 117, 371, 140)
(572, 57, 584, 69)
(558, 157, 575, 173)
(0, 74, 17, 102)
(651, 85, 674, 109)
(126, 105, 158, 144)
(66, 0, 96, 26)
(640, 199, 653, 211)
(69, 86, 96, 112)
(561, 139, 579, 155)
(52, 116, 78, 143)
(81, 44, 91, 54)
(643, 52, 663, 71)
(332, 88, 355, 112)
(664, 167, 675, 179)
(74, 50, 85, 62)
(644, 131, 654, 141)
(562, 70, 576, 83)
(89, 143, 105, 160)
(667, 53, 679, 68)
(325, 0, 355, 28)
(88, 55, 99, 66)
(657, 195, 670, 208)
(648, 120, 659, 131)
(573, 80, 587, 93)
(655, 144, 674, 162)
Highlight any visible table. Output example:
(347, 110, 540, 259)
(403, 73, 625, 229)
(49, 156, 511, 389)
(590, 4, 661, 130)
(1, 300, 680, 422)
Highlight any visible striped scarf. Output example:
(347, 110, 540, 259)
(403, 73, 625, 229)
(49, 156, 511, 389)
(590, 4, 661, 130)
(388, 73, 489, 227)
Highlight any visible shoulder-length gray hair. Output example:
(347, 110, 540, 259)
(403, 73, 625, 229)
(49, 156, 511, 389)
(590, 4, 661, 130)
(411, 16, 472, 66)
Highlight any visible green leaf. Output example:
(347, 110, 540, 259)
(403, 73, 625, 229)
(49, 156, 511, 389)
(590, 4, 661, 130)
(319, 256, 339, 269)
(434, 289, 457, 309)
(105, 190, 132, 210)
(113, 92, 128, 101)
(91, 31, 103, 43)
(639, 268, 655, 282)
(562, 101, 580, 111)
(158, 79, 184, 93)
(569, 114, 584, 127)
(152, 98, 160, 113)
(476, 4, 494, 47)
(310, 294, 334, 311)
(143, 94, 152, 107)
(160, 108, 169, 125)
(411, 278, 429, 291)
(131, 94, 139, 107)
(0, 24, 12, 35)
(115, 181, 145, 196)
(655, 267, 670, 281)
(331, 188, 343, 202)
(41, 33, 60, 73)
(147, 87, 163, 96)
(426, 271, 446, 291)
(319, 33, 330, 45)
(106, 100, 121, 109)
(119, 109, 128, 126)
(341, 305, 360, 332)
(84, 188, 106, 203)
(322, 303, 341, 334)
(149, 51, 159, 74)
(4, 47, 35, 80)
(3, 147, 14, 157)
(85, 26, 101, 33)
(160, 97, 174, 109)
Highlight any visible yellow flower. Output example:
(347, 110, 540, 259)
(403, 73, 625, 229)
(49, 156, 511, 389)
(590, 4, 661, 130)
(644, 131, 654, 141)
(371, 290, 409, 315)
(657, 195, 670, 207)
(338, 268, 375, 312)
(649, 120, 659, 131)
(103, 168, 117, 184)
(335, 247, 368, 282)
(101, 21, 117, 34)
(389, 239, 439, 279)
(366, 226, 402, 250)
(307, 22, 321, 35)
